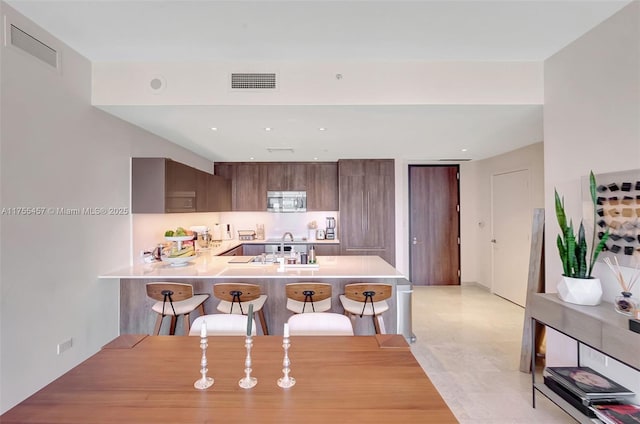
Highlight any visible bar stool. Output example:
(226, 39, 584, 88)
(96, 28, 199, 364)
(285, 282, 332, 313)
(145, 282, 209, 335)
(339, 283, 392, 334)
(213, 283, 269, 335)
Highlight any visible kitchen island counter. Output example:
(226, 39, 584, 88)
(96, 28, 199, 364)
(100, 254, 402, 279)
(101, 255, 411, 338)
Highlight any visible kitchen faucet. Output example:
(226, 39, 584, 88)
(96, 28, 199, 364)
(280, 232, 294, 257)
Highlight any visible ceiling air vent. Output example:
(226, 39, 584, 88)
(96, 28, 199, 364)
(231, 73, 276, 89)
(9, 24, 58, 68)
(439, 158, 472, 162)
(266, 147, 294, 154)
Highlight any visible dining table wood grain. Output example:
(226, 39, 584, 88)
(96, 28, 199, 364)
(1, 334, 458, 423)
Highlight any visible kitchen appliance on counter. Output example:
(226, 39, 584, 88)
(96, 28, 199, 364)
(223, 223, 233, 240)
(325, 217, 336, 240)
(190, 226, 212, 249)
(211, 223, 223, 241)
(237, 230, 256, 241)
(316, 229, 326, 240)
(267, 191, 307, 212)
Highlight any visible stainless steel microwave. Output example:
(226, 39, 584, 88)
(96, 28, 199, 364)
(266, 191, 306, 212)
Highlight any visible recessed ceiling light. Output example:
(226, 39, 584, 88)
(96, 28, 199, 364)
(319, 127, 326, 131)
(250, 157, 255, 160)
(313, 157, 319, 160)
(461, 148, 468, 152)
(210, 127, 218, 131)
(264, 127, 272, 132)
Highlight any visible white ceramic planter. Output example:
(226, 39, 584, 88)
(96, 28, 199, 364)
(557, 276, 603, 306)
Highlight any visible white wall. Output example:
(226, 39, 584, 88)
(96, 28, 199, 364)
(0, 4, 213, 412)
(93, 61, 543, 106)
(543, 0, 640, 391)
(460, 142, 545, 288)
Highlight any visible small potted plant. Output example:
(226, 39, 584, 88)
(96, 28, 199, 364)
(555, 171, 610, 305)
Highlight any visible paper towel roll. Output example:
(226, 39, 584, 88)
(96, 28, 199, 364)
(211, 224, 222, 240)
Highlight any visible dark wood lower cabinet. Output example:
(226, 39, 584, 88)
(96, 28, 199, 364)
(220, 245, 243, 256)
(312, 244, 341, 256)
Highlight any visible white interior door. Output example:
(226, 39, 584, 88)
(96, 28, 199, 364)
(491, 169, 531, 307)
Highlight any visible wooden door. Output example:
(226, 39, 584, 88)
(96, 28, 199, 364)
(409, 165, 459, 285)
(491, 169, 531, 306)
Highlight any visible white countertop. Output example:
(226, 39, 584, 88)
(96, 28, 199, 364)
(100, 254, 405, 280)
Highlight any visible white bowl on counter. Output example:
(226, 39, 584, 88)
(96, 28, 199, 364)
(161, 254, 197, 267)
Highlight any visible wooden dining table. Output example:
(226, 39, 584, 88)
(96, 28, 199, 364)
(1, 334, 458, 423)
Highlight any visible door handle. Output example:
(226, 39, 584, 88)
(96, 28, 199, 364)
(491, 239, 497, 243)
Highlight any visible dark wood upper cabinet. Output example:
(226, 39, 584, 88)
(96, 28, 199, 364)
(216, 161, 339, 211)
(224, 163, 268, 211)
(306, 162, 338, 211)
(338, 159, 395, 265)
(132, 158, 230, 213)
(207, 174, 232, 212)
(267, 163, 307, 191)
(195, 169, 208, 212)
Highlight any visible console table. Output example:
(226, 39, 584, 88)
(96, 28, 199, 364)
(529, 293, 640, 423)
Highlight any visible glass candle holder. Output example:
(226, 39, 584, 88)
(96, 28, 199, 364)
(614, 291, 637, 316)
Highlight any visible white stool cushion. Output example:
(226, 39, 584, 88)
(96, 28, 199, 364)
(339, 295, 389, 316)
(151, 294, 209, 316)
(189, 314, 257, 336)
(216, 294, 267, 314)
(286, 297, 332, 313)
(288, 312, 354, 336)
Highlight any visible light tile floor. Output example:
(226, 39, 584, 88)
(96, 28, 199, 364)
(409, 285, 575, 423)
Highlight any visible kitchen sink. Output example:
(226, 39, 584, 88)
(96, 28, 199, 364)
(264, 237, 309, 243)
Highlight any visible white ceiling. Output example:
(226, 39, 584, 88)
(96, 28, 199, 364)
(6, 0, 632, 162)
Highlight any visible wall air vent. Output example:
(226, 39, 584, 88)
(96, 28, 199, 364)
(9, 24, 58, 68)
(231, 73, 276, 89)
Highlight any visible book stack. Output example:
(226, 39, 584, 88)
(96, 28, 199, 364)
(543, 366, 636, 419)
(591, 404, 640, 424)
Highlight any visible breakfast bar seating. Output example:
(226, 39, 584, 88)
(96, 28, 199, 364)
(213, 283, 269, 335)
(340, 283, 393, 334)
(102, 255, 411, 338)
(285, 282, 333, 313)
(145, 282, 209, 335)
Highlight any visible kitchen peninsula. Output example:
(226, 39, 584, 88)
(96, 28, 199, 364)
(100, 251, 411, 338)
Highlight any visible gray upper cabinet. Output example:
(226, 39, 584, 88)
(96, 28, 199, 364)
(338, 159, 395, 265)
(132, 158, 230, 213)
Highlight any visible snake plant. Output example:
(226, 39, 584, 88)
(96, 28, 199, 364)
(555, 171, 610, 278)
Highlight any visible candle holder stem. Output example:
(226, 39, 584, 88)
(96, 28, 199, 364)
(194, 336, 214, 389)
(277, 336, 296, 388)
(238, 336, 257, 389)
